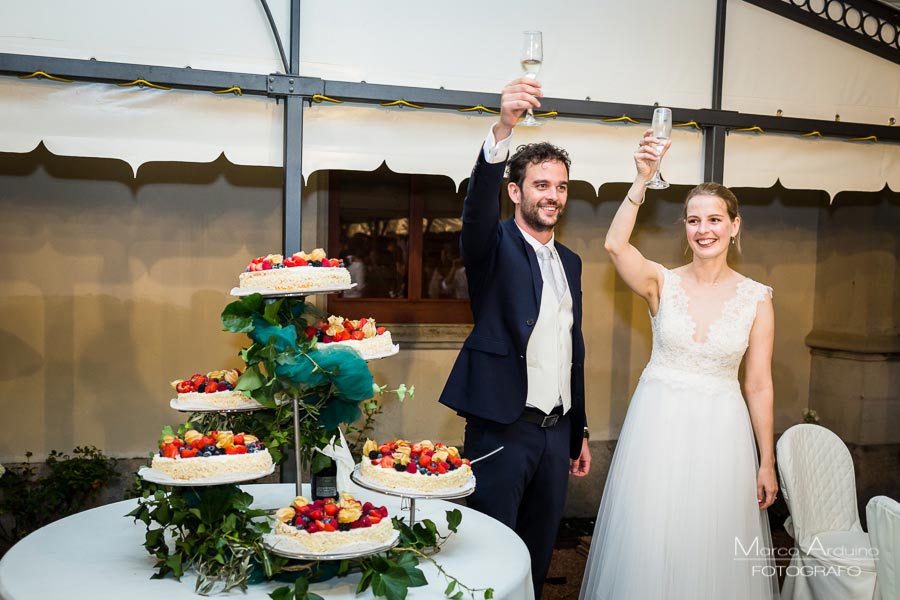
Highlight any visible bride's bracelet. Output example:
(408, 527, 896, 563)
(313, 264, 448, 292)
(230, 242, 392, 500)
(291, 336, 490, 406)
(626, 193, 645, 206)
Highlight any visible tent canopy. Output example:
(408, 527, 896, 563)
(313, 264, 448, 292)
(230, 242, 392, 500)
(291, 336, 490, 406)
(1, 0, 898, 196)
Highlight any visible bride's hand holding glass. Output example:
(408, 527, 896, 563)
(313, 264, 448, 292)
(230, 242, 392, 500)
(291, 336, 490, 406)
(634, 129, 670, 183)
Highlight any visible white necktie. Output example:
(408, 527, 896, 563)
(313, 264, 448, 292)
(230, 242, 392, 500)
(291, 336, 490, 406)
(537, 246, 566, 301)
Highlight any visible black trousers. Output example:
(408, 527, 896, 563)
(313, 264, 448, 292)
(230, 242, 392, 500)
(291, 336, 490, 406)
(464, 413, 571, 599)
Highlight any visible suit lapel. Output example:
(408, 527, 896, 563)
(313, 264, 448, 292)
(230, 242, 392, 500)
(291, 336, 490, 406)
(502, 218, 543, 308)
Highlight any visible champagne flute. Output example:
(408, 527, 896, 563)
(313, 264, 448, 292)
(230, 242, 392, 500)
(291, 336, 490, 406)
(520, 31, 542, 127)
(645, 107, 672, 189)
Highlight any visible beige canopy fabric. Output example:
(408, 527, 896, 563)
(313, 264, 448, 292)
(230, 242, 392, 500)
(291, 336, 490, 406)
(0, 0, 898, 196)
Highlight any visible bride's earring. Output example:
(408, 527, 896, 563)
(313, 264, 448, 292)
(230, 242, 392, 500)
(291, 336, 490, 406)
(731, 236, 735, 245)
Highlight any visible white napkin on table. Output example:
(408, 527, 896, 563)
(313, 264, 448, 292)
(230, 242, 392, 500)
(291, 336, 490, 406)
(314, 428, 356, 494)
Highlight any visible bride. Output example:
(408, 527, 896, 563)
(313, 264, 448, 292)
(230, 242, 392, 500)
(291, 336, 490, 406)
(580, 131, 780, 599)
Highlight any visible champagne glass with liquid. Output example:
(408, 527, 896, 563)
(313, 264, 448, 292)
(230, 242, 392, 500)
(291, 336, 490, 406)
(646, 107, 672, 189)
(520, 31, 542, 127)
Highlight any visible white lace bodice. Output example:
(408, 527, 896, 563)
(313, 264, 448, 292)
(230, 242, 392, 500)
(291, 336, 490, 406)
(641, 266, 772, 392)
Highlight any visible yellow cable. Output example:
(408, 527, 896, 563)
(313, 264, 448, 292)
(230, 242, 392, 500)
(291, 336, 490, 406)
(117, 79, 171, 90)
(534, 111, 558, 118)
(603, 115, 640, 125)
(458, 105, 499, 114)
(849, 136, 877, 142)
(733, 126, 765, 134)
(381, 99, 424, 109)
(674, 121, 701, 130)
(800, 131, 822, 137)
(213, 87, 243, 96)
(312, 94, 343, 103)
(18, 71, 73, 83)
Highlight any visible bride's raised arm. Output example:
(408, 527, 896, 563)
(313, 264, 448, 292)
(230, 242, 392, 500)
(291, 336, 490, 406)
(604, 129, 670, 312)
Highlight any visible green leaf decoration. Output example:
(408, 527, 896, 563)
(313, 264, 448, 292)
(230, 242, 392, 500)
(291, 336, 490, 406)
(445, 580, 457, 596)
(269, 587, 293, 600)
(221, 294, 266, 333)
(262, 298, 285, 325)
(236, 364, 265, 392)
(484, 588, 495, 598)
(446, 508, 462, 534)
(372, 567, 414, 600)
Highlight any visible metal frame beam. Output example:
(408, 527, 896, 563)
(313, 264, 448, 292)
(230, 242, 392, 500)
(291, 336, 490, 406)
(282, 0, 304, 256)
(705, 0, 730, 183)
(742, 0, 900, 66)
(2, 52, 896, 142)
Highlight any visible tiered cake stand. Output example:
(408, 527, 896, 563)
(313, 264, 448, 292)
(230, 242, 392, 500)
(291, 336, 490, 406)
(228, 283, 404, 561)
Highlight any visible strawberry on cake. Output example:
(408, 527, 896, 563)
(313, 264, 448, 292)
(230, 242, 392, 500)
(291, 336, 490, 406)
(304, 316, 396, 360)
(149, 429, 273, 482)
(358, 439, 473, 494)
(238, 249, 351, 292)
(170, 369, 256, 409)
(269, 493, 395, 554)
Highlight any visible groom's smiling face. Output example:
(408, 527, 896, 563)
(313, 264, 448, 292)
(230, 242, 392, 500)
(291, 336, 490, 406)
(509, 159, 569, 234)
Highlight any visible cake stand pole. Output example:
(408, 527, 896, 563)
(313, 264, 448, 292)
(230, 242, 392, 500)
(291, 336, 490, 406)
(293, 397, 302, 497)
(405, 497, 418, 527)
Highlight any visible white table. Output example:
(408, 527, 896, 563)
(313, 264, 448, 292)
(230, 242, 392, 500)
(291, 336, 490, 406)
(0, 483, 534, 600)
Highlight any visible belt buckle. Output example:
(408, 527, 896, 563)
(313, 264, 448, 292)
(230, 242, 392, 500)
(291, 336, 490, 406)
(540, 414, 559, 428)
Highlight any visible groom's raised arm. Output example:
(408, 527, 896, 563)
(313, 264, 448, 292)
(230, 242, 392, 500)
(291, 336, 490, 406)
(460, 77, 543, 266)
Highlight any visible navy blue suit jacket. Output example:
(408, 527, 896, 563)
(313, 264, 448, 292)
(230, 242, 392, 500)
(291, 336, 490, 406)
(439, 149, 587, 460)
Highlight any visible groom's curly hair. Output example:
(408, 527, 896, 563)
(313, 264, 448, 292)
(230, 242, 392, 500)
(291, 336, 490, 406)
(506, 142, 571, 189)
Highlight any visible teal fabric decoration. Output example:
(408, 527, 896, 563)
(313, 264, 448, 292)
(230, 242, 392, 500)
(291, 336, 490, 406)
(276, 346, 373, 401)
(247, 314, 297, 353)
(313, 346, 375, 402)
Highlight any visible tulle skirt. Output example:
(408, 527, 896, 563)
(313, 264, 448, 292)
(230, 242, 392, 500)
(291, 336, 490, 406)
(580, 371, 779, 600)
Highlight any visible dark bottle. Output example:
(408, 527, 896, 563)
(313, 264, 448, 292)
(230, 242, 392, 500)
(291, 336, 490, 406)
(311, 456, 338, 500)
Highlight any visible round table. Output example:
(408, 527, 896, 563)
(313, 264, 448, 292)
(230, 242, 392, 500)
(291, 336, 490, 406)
(0, 483, 534, 600)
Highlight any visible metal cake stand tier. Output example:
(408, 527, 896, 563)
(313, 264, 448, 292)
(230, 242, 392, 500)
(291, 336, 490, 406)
(350, 464, 475, 526)
(261, 530, 400, 561)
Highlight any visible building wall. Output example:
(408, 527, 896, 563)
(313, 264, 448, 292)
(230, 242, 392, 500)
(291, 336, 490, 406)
(0, 153, 889, 493)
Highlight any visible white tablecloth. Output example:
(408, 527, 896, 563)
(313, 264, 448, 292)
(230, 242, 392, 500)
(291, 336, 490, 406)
(0, 483, 534, 600)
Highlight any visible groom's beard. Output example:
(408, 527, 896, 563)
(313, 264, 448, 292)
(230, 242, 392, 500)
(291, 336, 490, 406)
(520, 198, 564, 232)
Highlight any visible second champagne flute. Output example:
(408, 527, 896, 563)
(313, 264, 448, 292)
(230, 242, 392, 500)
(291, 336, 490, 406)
(646, 107, 672, 189)
(520, 31, 542, 127)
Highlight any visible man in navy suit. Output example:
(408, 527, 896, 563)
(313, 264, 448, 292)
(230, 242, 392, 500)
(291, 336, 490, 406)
(439, 77, 591, 598)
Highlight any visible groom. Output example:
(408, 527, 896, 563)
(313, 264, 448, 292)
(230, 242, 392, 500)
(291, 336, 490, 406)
(439, 77, 591, 597)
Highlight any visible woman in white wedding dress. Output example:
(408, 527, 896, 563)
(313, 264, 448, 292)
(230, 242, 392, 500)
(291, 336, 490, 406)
(580, 131, 780, 599)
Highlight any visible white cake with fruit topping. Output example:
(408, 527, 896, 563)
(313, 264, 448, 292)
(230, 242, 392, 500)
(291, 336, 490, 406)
(149, 429, 273, 481)
(170, 370, 258, 409)
(238, 249, 351, 292)
(358, 439, 473, 493)
(271, 494, 395, 554)
(304, 316, 396, 360)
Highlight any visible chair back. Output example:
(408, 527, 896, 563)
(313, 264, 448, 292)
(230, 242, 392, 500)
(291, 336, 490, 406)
(867, 495, 900, 600)
(776, 424, 862, 549)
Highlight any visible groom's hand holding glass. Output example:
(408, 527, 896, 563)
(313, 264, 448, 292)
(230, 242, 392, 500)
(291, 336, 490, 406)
(493, 77, 544, 143)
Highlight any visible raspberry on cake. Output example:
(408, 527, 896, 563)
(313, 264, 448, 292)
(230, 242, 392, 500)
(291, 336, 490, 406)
(238, 249, 351, 292)
(170, 369, 257, 409)
(149, 429, 273, 481)
(358, 439, 473, 493)
(270, 493, 395, 554)
(303, 316, 396, 360)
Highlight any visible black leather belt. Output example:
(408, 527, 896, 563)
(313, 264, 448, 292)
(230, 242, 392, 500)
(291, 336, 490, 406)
(519, 406, 564, 428)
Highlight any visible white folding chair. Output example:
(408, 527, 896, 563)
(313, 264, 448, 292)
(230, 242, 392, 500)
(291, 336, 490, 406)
(867, 496, 900, 600)
(777, 424, 877, 600)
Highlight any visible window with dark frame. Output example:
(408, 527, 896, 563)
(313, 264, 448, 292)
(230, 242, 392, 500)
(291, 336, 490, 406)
(327, 166, 474, 324)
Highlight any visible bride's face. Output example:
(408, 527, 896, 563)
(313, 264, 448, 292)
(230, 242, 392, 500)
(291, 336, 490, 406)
(684, 195, 740, 258)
